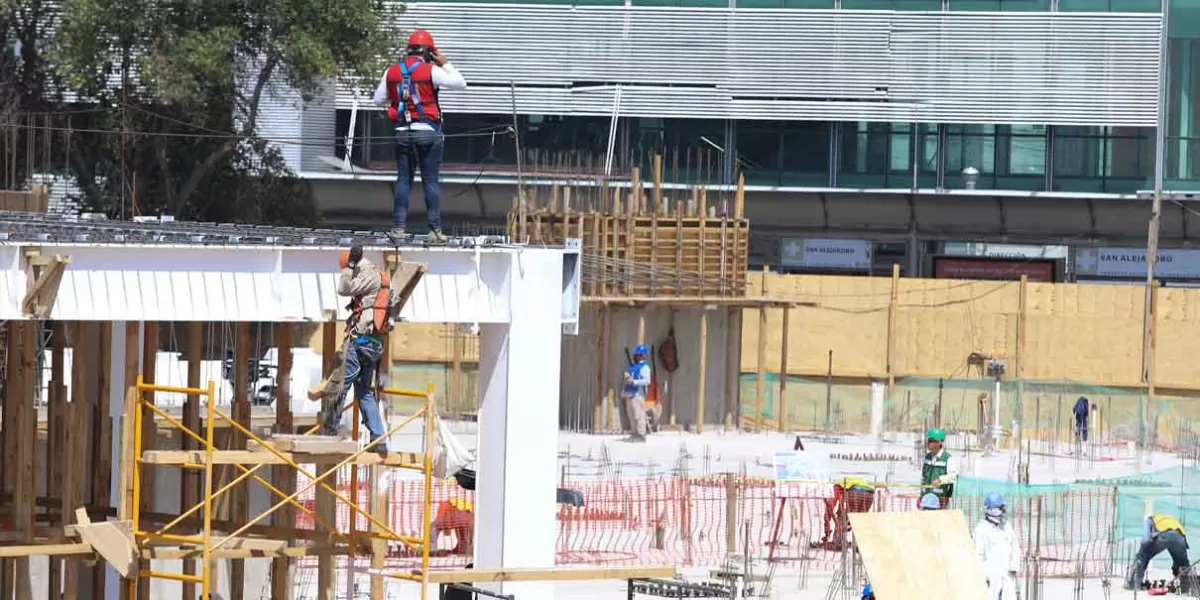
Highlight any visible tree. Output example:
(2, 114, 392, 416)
(48, 0, 403, 222)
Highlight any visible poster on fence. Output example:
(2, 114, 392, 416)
(774, 450, 831, 483)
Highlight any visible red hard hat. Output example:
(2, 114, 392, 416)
(408, 29, 435, 49)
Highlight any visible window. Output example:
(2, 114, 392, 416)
(1166, 37, 1200, 187)
(1052, 126, 1152, 193)
(838, 122, 936, 188)
(944, 124, 1046, 190)
(629, 118, 727, 185)
(842, 0, 940, 9)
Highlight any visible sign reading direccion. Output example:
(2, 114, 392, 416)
(1076, 248, 1200, 279)
(780, 238, 872, 270)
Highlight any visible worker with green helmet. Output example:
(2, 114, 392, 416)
(920, 428, 958, 509)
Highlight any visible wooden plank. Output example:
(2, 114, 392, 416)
(181, 322, 203, 599)
(63, 324, 87, 600)
(117, 322, 138, 600)
(137, 322, 158, 600)
(317, 319, 338, 600)
(414, 565, 677, 584)
(848, 510, 987, 600)
(697, 312, 707, 434)
(251, 436, 358, 454)
(47, 323, 66, 600)
(14, 322, 36, 600)
(1, 321, 17, 598)
(779, 307, 790, 432)
(96, 322, 117, 598)
(229, 322, 251, 600)
(141, 450, 425, 466)
(271, 322, 296, 600)
(755, 266, 768, 432)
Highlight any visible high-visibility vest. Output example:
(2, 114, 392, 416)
(385, 56, 442, 125)
(922, 450, 953, 497)
(839, 476, 875, 491)
(1152, 514, 1186, 537)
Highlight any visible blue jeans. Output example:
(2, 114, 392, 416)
(323, 337, 387, 447)
(1129, 530, 1190, 587)
(394, 126, 444, 231)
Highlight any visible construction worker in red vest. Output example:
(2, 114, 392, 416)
(320, 244, 392, 451)
(372, 29, 468, 244)
(432, 497, 475, 555)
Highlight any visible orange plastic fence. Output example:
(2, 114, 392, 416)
(293, 474, 1119, 577)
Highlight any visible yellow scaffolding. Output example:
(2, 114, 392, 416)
(127, 376, 439, 599)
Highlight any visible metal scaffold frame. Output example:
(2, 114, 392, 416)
(127, 376, 439, 599)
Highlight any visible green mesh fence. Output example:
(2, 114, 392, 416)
(740, 373, 1200, 450)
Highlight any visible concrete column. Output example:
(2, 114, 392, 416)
(869, 379, 885, 437)
(475, 249, 565, 600)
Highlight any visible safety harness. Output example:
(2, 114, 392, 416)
(398, 57, 441, 127)
(346, 269, 395, 337)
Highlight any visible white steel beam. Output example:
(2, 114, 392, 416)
(0, 244, 581, 325)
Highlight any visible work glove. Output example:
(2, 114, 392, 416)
(347, 244, 363, 269)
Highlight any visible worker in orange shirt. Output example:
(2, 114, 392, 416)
(432, 497, 474, 555)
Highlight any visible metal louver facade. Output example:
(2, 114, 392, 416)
(340, 4, 1163, 126)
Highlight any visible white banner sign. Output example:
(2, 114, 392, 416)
(1076, 247, 1200, 279)
(780, 238, 872, 270)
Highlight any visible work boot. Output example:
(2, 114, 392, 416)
(387, 227, 405, 241)
(428, 229, 447, 244)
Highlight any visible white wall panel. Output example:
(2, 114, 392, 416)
(334, 5, 1163, 126)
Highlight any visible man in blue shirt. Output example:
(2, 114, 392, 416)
(1073, 396, 1090, 443)
(621, 344, 652, 442)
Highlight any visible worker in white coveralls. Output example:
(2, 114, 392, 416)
(975, 492, 1021, 600)
(621, 344, 652, 442)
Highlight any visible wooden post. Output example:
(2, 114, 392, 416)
(318, 319, 338, 600)
(631, 166, 642, 214)
(755, 268, 769, 432)
(47, 323, 65, 600)
(1148, 281, 1160, 446)
(697, 311, 708, 434)
(118, 322, 137, 600)
(451, 326, 464, 419)
(637, 311, 646, 347)
(723, 472, 738, 558)
(886, 264, 900, 388)
(778, 307, 790, 432)
(13, 322, 35, 600)
(137, 322, 160, 600)
(370, 328, 393, 598)
(181, 322, 203, 599)
(370, 465, 388, 598)
(229, 322, 251, 600)
(594, 305, 607, 432)
(724, 308, 739, 430)
(92, 321, 113, 600)
(604, 308, 616, 432)
(271, 323, 296, 600)
(63, 323, 88, 600)
(652, 153, 663, 213)
(1016, 275, 1028, 452)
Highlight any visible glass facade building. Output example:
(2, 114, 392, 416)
(313, 0, 1200, 194)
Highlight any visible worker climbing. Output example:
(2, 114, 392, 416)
(1126, 512, 1192, 592)
(920, 428, 957, 509)
(814, 476, 876, 551)
(432, 497, 475, 556)
(974, 492, 1022, 600)
(621, 343, 653, 442)
(314, 244, 393, 452)
(373, 29, 468, 243)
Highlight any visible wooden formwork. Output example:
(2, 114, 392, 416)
(507, 155, 749, 298)
(0, 319, 437, 600)
(0, 186, 49, 213)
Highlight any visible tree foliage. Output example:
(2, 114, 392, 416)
(5, 0, 403, 223)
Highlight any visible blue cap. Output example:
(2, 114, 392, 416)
(919, 493, 941, 510)
(634, 344, 649, 356)
(984, 492, 1006, 509)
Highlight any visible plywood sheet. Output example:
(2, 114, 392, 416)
(848, 509, 987, 600)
